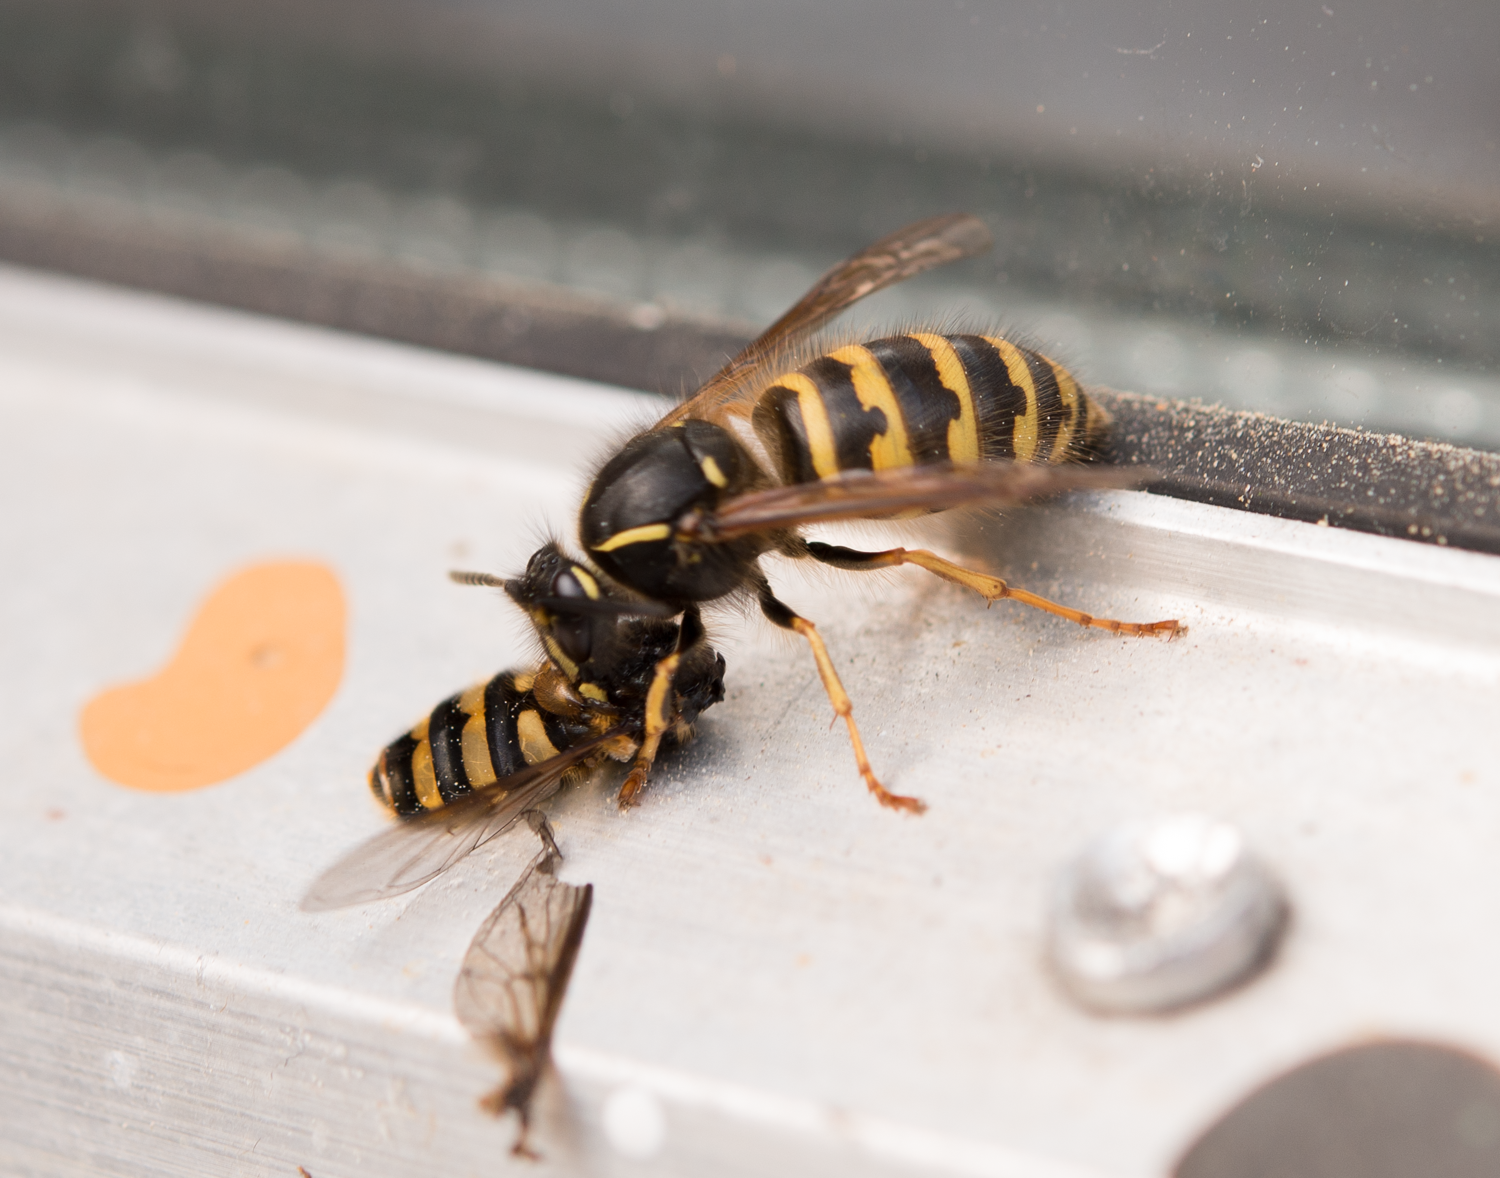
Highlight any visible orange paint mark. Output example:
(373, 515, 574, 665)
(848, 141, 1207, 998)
(80, 562, 345, 792)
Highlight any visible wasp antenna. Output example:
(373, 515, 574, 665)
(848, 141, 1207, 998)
(450, 570, 507, 588)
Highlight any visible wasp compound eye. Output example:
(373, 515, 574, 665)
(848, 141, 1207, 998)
(550, 612, 592, 665)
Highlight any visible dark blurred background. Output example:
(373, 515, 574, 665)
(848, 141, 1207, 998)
(1, 0, 1495, 447)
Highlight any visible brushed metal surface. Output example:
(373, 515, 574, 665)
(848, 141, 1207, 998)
(2, 265, 1499, 1177)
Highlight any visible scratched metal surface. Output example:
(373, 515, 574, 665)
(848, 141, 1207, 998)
(2, 264, 1500, 1178)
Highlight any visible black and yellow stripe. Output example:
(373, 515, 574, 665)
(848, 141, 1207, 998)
(750, 333, 1106, 485)
(370, 670, 570, 818)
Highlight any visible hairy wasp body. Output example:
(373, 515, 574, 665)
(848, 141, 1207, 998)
(306, 213, 1179, 910)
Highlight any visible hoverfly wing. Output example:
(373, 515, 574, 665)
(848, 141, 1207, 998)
(686, 462, 1150, 542)
(454, 825, 593, 1155)
(656, 213, 993, 429)
(300, 732, 618, 911)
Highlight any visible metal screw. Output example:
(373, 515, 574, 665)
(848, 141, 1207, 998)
(1047, 814, 1288, 1014)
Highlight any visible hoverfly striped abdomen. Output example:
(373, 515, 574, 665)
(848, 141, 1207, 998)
(750, 333, 1107, 487)
(371, 670, 572, 818)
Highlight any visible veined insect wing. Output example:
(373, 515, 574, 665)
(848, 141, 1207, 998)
(655, 213, 994, 429)
(681, 461, 1153, 542)
(300, 730, 620, 911)
(454, 813, 593, 1158)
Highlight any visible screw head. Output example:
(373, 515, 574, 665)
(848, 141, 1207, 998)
(1048, 814, 1288, 1014)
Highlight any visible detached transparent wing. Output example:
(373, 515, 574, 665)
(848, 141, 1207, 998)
(300, 733, 615, 912)
(453, 822, 593, 1150)
(681, 461, 1149, 542)
(656, 213, 993, 428)
(453, 837, 593, 1049)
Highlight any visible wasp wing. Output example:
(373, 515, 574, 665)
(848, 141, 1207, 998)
(681, 462, 1149, 542)
(656, 213, 993, 429)
(453, 821, 592, 1149)
(300, 732, 617, 911)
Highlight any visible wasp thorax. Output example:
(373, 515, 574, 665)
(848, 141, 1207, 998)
(580, 421, 758, 604)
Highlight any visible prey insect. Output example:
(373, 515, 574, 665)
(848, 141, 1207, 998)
(301, 545, 724, 910)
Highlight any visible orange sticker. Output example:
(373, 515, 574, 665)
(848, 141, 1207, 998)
(80, 561, 346, 792)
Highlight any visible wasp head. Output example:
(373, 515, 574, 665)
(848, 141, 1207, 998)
(502, 542, 675, 681)
(501, 544, 615, 678)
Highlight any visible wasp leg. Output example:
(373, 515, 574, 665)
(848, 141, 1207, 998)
(755, 584, 926, 814)
(804, 541, 1182, 637)
(617, 607, 704, 809)
(532, 662, 622, 722)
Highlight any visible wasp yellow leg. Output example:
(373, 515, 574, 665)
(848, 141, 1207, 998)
(756, 585, 926, 814)
(617, 650, 680, 809)
(804, 541, 1181, 637)
(617, 606, 706, 809)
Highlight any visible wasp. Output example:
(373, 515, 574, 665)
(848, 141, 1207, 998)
(576, 212, 1179, 812)
(304, 212, 1178, 908)
(302, 544, 724, 909)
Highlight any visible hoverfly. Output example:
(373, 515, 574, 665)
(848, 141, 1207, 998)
(303, 212, 1178, 908)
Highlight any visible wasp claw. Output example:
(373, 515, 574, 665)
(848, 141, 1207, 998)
(617, 768, 648, 809)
